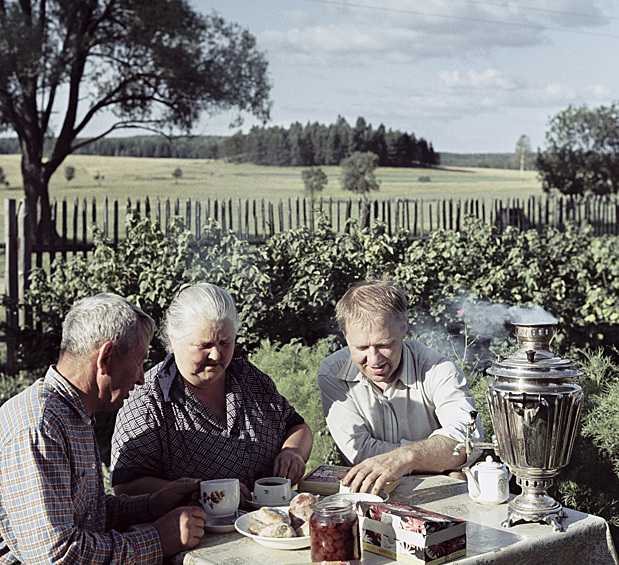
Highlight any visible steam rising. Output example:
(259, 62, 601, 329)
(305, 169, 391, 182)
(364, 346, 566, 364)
(453, 297, 557, 339)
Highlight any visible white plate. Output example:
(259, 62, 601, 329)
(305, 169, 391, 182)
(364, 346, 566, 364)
(204, 510, 246, 533)
(326, 491, 388, 504)
(234, 506, 311, 550)
(246, 491, 297, 510)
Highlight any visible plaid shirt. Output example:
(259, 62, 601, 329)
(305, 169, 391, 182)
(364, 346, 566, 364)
(110, 354, 305, 489)
(0, 367, 163, 564)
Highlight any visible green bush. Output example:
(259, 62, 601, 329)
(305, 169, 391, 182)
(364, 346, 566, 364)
(5, 211, 619, 526)
(249, 338, 340, 471)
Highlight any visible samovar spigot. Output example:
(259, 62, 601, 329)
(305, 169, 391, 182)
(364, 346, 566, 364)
(453, 410, 497, 457)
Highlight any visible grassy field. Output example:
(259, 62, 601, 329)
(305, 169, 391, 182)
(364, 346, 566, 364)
(0, 154, 543, 209)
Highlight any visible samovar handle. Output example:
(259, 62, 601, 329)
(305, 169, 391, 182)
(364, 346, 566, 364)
(508, 392, 548, 425)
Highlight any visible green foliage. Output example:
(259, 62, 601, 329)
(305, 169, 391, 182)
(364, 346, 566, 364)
(218, 118, 439, 168)
(0, 372, 38, 407)
(340, 151, 380, 198)
(25, 212, 197, 365)
(579, 347, 619, 480)
(9, 210, 619, 526)
(537, 103, 619, 195)
(301, 166, 328, 199)
(250, 338, 340, 470)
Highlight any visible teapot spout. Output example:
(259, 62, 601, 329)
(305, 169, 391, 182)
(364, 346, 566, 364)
(462, 466, 481, 499)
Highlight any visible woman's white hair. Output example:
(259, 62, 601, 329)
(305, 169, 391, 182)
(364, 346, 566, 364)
(161, 283, 240, 352)
(61, 293, 155, 358)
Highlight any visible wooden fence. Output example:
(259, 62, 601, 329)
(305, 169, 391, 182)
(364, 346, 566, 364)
(2, 193, 619, 373)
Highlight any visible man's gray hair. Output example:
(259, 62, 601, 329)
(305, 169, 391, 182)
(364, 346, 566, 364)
(61, 293, 156, 358)
(161, 283, 240, 352)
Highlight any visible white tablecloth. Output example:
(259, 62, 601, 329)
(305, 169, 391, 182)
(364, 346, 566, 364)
(172, 475, 618, 565)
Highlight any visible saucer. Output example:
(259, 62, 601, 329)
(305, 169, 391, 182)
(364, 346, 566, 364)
(204, 510, 246, 533)
(247, 491, 296, 510)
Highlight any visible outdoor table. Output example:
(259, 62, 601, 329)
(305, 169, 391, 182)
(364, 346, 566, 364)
(171, 474, 619, 565)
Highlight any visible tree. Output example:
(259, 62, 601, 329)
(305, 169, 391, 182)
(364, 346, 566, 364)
(64, 165, 75, 182)
(536, 104, 619, 195)
(514, 135, 532, 177)
(301, 166, 328, 202)
(340, 151, 380, 228)
(172, 167, 183, 184)
(0, 1, 272, 240)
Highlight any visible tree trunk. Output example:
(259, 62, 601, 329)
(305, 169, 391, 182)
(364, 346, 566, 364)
(21, 153, 55, 244)
(360, 198, 371, 230)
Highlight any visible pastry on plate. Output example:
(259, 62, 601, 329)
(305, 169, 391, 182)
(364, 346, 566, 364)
(252, 507, 291, 525)
(258, 523, 297, 538)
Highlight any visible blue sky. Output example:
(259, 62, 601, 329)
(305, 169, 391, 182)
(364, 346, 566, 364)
(190, 0, 619, 154)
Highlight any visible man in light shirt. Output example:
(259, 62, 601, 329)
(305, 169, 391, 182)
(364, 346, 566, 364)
(318, 280, 482, 494)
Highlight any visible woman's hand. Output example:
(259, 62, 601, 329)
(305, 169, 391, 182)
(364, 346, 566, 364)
(273, 448, 306, 486)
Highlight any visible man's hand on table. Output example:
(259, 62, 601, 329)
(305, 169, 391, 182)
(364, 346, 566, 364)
(273, 448, 307, 486)
(342, 449, 411, 495)
(342, 436, 467, 494)
(154, 506, 207, 557)
(147, 477, 201, 517)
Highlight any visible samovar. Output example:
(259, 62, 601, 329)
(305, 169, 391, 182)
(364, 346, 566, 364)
(458, 322, 583, 531)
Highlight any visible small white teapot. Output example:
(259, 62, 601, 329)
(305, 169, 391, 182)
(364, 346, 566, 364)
(462, 456, 511, 504)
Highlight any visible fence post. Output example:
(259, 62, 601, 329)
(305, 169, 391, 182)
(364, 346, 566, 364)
(4, 199, 18, 375)
(17, 201, 32, 328)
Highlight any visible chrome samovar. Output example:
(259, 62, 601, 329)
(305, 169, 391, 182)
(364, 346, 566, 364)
(458, 322, 583, 531)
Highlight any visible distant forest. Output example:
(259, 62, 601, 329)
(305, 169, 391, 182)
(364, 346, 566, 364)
(0, 116, 520, 169)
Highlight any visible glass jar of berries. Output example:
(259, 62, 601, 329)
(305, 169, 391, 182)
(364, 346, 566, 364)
(309, 498, 359, 562)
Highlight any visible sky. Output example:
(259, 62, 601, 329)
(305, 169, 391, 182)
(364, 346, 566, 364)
(188, 0, 619, 154)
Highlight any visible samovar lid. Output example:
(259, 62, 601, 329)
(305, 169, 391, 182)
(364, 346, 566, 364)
(486, 322, 582, 379)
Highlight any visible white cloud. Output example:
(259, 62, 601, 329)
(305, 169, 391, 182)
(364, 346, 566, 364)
(544, 83, 576, 99)
(258, 0, 612, 66)
(439, 69, 517, 89)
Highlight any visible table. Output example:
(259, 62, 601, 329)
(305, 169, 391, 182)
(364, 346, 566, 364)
(172, 474, 619, 565)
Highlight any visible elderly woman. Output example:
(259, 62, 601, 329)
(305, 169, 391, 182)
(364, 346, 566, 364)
(110, 283, 313, 505)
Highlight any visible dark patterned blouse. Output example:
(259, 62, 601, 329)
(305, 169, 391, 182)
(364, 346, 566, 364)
(110, 354, 305, 489)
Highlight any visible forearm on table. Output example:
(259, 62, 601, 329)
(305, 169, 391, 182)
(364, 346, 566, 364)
(401, 434, 465, 473)
(114, 475, 172, 496)
(281, 423, 313, 461)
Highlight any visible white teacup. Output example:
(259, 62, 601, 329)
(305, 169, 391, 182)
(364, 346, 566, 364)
(200, 478, 240, 518)
(253, 477, 292, 505)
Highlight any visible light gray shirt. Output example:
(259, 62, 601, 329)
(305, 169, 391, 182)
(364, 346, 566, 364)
(318, 340, 483, 469)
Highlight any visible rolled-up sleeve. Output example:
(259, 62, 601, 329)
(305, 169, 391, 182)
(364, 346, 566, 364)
(421, 357, 483, 468)
(318, 343, 483, 469)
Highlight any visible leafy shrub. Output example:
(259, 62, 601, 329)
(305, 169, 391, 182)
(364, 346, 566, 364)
(6, 209, 619, 526)
(250, 338, 340, 470)
(0, 372, 38, 406)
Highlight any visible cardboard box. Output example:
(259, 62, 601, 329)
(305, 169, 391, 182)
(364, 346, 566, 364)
(357, 501, 466, 565)
(298, 465, 400, 495)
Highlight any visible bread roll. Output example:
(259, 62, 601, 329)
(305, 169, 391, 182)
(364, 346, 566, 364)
(253, 507, 291, 525)
(248, 520, 266, 535)
(289, 492, 317, 523)
(258, 523, 297, 538)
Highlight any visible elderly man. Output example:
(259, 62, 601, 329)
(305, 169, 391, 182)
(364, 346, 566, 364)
(318, 280, 482, 494)
(0, 293, 206, 564)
